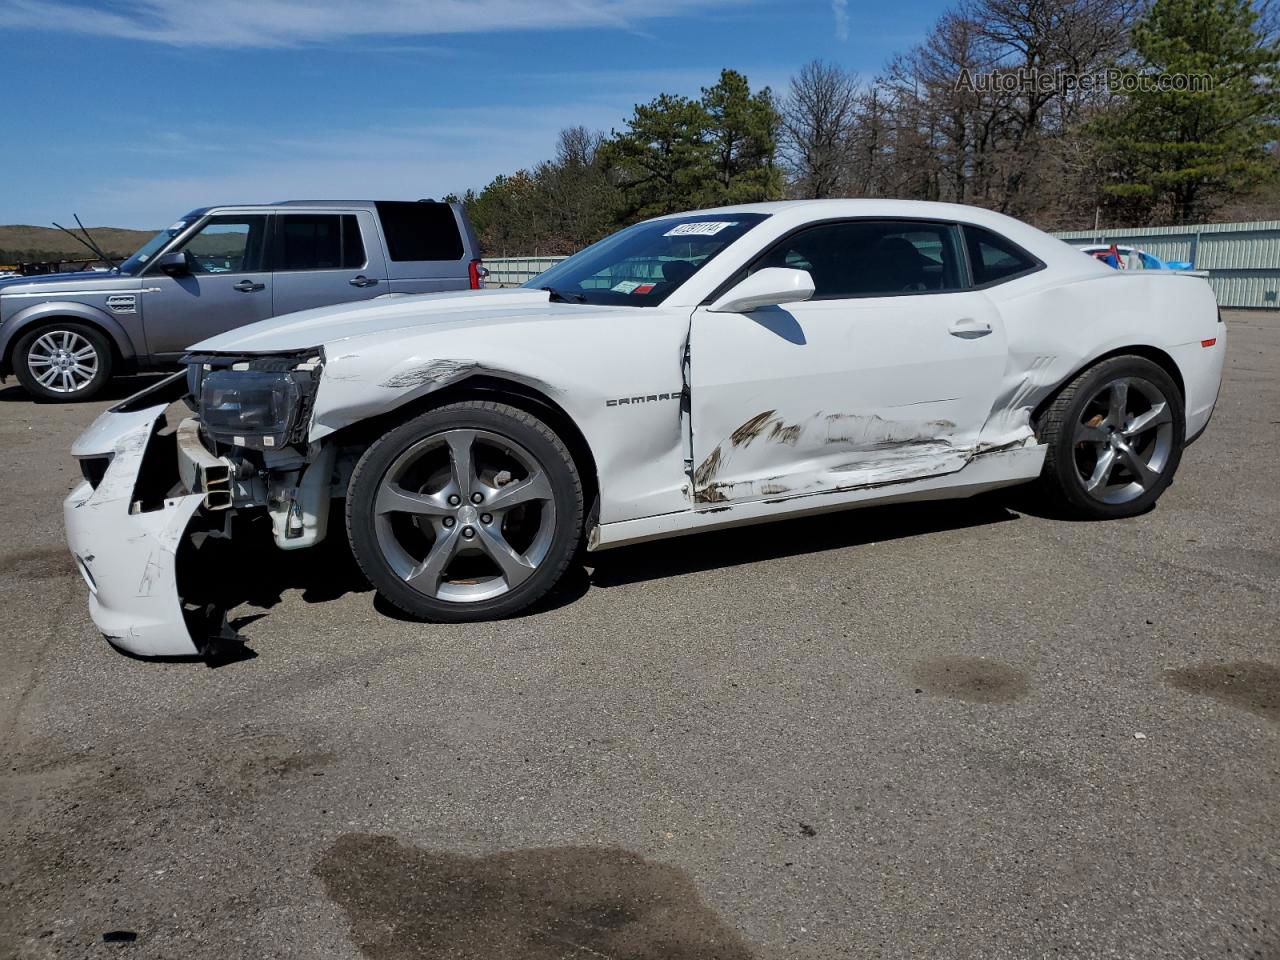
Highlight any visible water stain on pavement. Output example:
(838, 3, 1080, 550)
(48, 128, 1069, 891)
(225, 730, 337, 782)
(0, 546, 75, 581)
(1203, 546, 1280, 580)
(1165, 661, 1280, 722)
(315, 833, 754, 960)
(911, 656, 1029, 704)
(238, 749, 335, 781)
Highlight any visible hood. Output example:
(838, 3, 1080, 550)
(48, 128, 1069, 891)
(0, 270, 133, 294)
(188, 287, 610, 353)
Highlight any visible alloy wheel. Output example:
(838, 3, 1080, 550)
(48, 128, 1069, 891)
(1072, 376, 1175, 505)
(373, 428, 556, 603)
(26, 330, 99, 394)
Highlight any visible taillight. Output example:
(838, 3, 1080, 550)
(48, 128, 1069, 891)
(468, 259, 488, 290)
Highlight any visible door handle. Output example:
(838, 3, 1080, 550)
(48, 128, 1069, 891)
(349, 275, 378, 288)
(233, 280, 265, 293)
(948, 317, 993, 339)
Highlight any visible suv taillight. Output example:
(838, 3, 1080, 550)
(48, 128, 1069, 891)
(468, 259, 488, 290)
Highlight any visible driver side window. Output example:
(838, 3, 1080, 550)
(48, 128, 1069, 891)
(752, 220, 964, 298)
(178, 215, 268, 275)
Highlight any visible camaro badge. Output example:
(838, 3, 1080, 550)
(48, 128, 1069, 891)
(606, 391, 680, 407)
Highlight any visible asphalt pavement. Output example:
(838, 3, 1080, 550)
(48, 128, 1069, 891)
(1, 309, 1277, 959)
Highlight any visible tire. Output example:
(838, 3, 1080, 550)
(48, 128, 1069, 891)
(346, 400, 584, 622)
(13, 322, 114, 402)
(1036, 355, 1185, 519)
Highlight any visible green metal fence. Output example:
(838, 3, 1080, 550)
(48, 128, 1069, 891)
(1051, 221, 1280, 308)
(483, 220, 1280, 307)
(483, 256, 564, 289)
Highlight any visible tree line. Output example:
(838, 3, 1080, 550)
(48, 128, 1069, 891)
(449, 0, 1279, 257)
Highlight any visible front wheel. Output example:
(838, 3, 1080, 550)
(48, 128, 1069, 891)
(14, 323, 113, 402)
(1036, 355, 1186, 519)
(346, 400, 584, 622)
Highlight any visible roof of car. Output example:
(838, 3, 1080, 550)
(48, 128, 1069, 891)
(649, 198, 1065, 238)
(194, 200, 453, 213)
(646, 198, 1108, 275)
(661, 198, 1022, 218)
(269, 199, 449, 207)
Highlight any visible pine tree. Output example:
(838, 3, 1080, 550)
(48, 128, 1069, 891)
(604, 71, 783, 220)
(601, 93, 712, 220)
(699, 69, 785, 205)
(1096, 0, 1280, 222)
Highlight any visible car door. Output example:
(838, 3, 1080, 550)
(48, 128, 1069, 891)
(270, 210, 390, 315)
(688, 219, 1008, 505)
(141, 214, 272, 359)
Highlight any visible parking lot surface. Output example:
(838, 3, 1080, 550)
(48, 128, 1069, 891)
(2, 309, 1277, 959)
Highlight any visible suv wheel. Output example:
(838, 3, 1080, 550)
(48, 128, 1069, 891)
(1037, 355, 1185, 519)
(14, 323, 113, 402)
(346, 400, 584, 621)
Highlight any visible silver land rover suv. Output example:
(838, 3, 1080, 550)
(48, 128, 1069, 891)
(0, 200, 484, 401)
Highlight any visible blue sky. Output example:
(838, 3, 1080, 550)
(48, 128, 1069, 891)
(0, 0, 940, 229)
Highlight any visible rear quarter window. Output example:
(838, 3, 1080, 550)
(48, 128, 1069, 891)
(375, 201, 464, 262)
(963, 225, 1041, 286)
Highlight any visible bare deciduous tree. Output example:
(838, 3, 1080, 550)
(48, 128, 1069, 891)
(781, 61, 862, 198)
(828, 0, 1146, 225)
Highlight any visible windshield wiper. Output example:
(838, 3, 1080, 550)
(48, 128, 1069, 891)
(540, 286, 586, 304)
(51, 214, 119, 271)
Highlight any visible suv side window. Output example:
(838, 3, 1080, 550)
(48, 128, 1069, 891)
(375, 201, 464, 261)
(277, 214, 366, 271)
(750, 220, 964, 298)
(963, 225, 1040, 285)
(178, 215, 268, 274)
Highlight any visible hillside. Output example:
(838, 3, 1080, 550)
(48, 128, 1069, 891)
(0, 224, 156, 263)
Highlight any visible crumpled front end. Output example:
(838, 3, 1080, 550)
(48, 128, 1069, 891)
(64, 378, 205, 657)
(64, 357, 342, 659)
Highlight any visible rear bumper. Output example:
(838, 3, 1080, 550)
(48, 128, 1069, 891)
(1176, 322, 1226, 448)
(63, 403, 204, 657)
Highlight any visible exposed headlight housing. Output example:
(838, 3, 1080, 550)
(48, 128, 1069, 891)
(200, 370, 301, 446)
(185, 349, 323, 450)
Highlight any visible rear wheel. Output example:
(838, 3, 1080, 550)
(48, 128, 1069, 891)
(1036, 355, 1185, 519)
(14, 322, 113, 402)
(346, 400, 583, 621)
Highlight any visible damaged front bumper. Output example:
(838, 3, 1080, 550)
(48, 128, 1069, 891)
(64, 389, 207, 657)
(64, 370, 339, 659)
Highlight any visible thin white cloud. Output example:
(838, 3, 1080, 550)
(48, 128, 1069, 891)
(831, 0, 848, 41)
(13, 54, 800, 228)
(0, 0, 743, 48)
(70, 101, 630, 227)
(513, 65, 797, 102)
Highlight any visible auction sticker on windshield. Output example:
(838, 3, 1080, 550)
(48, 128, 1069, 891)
(664, 221, 737, 237)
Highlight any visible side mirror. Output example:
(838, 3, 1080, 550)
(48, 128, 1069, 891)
(155, 250, 189, 277)
(707, 267, 815, 314)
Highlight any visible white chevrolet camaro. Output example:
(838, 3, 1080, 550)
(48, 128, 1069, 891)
(64, 200, 1225, 658)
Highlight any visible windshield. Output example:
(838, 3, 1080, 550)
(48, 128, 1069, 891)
(117, 218, 194, 274)
(525, 212, 769, 307)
